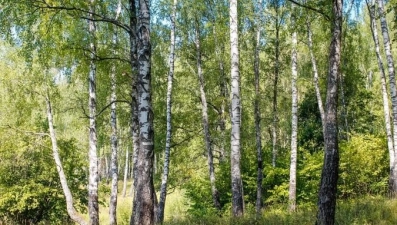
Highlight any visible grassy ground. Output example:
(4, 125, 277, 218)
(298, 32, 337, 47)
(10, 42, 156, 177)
(97, 183, 397, 224)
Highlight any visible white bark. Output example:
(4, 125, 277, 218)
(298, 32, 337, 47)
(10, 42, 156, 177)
(195, 21, 221, 211)
(307, 21, 325, 135)
(289, 16, 298, 212)
(230, 0, 244, 217)
(122, 147, 129, 197)
(46, 95, 88, 225)
(254, 0, 263, 214)
(157, 0, 177, 222)
(131, 0, 155, 224)
(376, 0, 397, 196)
(367, 0, 394, 170)
(88, 1, 99, 223)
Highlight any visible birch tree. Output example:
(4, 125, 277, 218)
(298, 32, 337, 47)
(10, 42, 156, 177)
(366, 0, 395, 194)
(157, 0, 177, 222)
(46, 94, 88, 225)
(288, 4, 298, 212)
(316, 0, 342, 224)
(131, 0, 156, 224)
(230, 0, 244, 217)
(253, 0, 264, 214)
(88, 0, 99, 223)
(376, 0, 397, 197)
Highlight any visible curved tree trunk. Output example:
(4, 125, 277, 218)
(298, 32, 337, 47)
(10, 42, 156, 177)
(307, 21, 325, 134)
(229, 0, 244, 217)
(88, 1, 99, 224)
(316, 0, 342, 224)
(377, 0, 397, 197)
(157, 0, 177, 222)
(131, 0, 155, 224)
(367, 0, 395, 194)
(46, 95, 88, 225)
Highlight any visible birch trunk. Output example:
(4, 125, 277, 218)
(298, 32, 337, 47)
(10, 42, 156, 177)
(377, 0, 397, 197)
(367, 0, 395, 185)
(230, 0, 244, 217)
(289, 17, 298, 212)
(88, 1, 99, 223)
(131, 0, 155, 224)
(46, 95, 88, 225)
(254, 0, 263, 214)
(316, 0, 342, 224)
(157, 0, 177, 222)
(122, 147, 129, 197)
(109, 4, 122, 224)
(307, 21, 325, 134)
(195, 21, 221, 212)
(272, 12, 280, 168)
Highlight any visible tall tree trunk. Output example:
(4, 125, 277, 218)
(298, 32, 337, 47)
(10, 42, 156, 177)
(194, 20, 221, 212)
(122, 146, 129, 197)
(131, 0, 155, 224)
(109, 3, 122, 224)
(316, 0, 342, 224)
(88, 1, 99, 223)
(367, 0, 395, 189)
(254, 0, 263, 214)
(46, 95, 88, 225)
(229, 0, 244, 217)
(289, 13, 298, 212)
(272, 9, 280, 168)
(157, 0, 177, 222)
(307, 21, 325, 134)
(377, 0, 397, 197)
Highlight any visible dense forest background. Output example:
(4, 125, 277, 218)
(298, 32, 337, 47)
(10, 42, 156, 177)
(1, 0, 397, 224)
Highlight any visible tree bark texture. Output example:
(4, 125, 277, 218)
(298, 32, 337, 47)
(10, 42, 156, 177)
(122, 147, 129, 197)
(289, 22, 298, 212)
(157, 0, 177, 222)
(307, 21, 325, 135)
(272, 8, 280, 168)
(316, 0, 342, 224)
(367, 0, 395, 193)
(88, 1, 99, 224)
(109, 3, 122, 224)
(46, 95, 88, 225)
(131, 0, 155, 224)
(195, 21, 222, 212)
(254, 0, 263, 214)
(230, 0, 244, 217)
(377, 0, 397, 197)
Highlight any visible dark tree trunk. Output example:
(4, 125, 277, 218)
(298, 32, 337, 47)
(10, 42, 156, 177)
(316, 0, 342, 224)
(130, 0, 155, 224)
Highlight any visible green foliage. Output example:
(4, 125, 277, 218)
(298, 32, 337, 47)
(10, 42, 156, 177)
(0, 135, 87, 224)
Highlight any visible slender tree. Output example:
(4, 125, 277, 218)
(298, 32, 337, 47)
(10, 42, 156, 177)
(253, 0, 264, 214)
(109, 2, 122, 224)
(288, 4, 298, 212)
(88, 0, 99, 223)
(157, 0, 177, 222)
(307, 20, 325, 134)
(376, 0, 397, 197)
(194, 19, 222, 212)
(230, 0, 244, 217)
(131, 0, 155, 224)
(122, 146, 129, 197)
(316, 0, 342, 224)
(46, 94, 88, 225)
(366, 0, 395, 193)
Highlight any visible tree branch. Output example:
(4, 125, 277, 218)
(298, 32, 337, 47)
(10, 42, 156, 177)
(286, 0, 330, 21)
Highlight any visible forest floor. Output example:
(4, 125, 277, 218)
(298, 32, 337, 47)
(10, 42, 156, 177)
(97, 182, 397, 225)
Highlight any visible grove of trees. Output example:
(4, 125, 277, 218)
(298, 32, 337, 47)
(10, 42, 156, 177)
(0, 0, 397, 224)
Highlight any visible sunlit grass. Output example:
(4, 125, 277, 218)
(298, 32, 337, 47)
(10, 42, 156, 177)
(95, 183, 397, 225)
